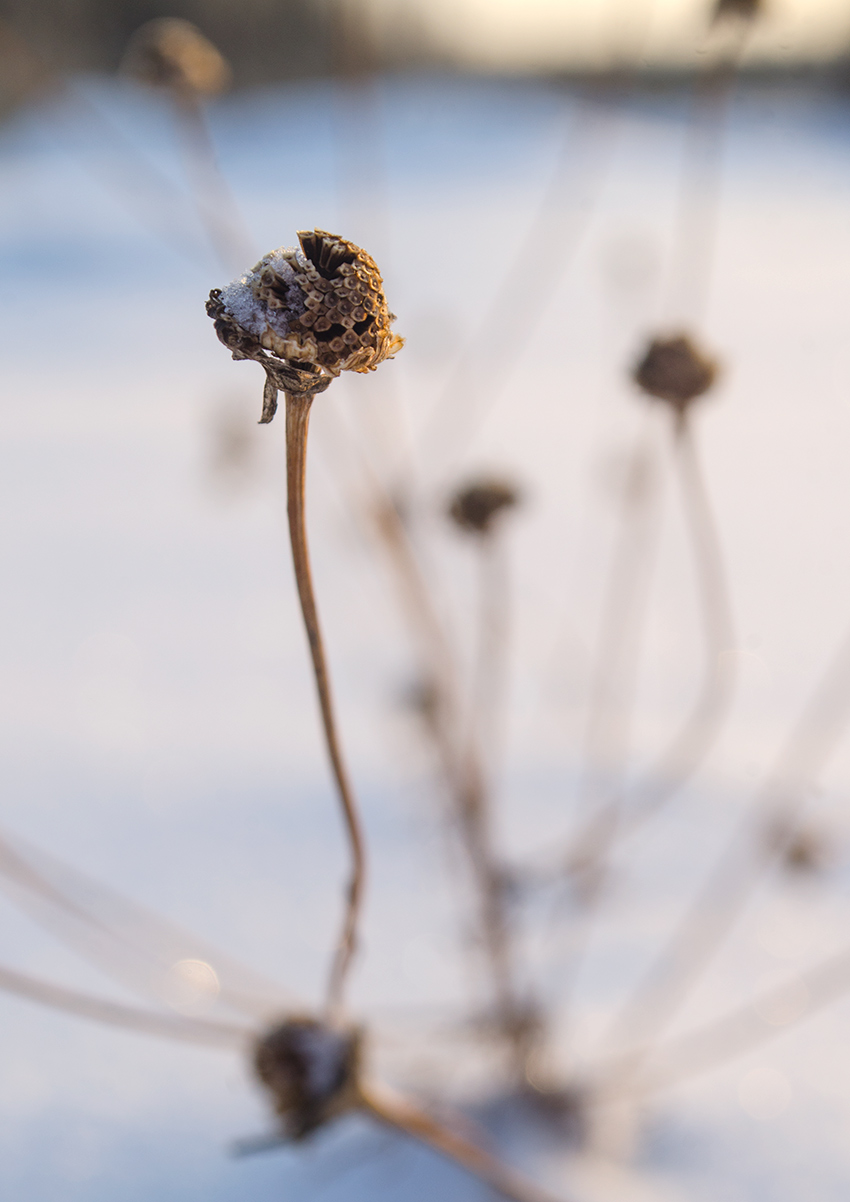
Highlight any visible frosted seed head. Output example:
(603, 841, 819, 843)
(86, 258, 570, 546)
(448, 478, 521, 535)
(253, 1018, 361, 1139)
(632, 333, 718, 412)
(122, 19, 231, 96)
(206, 231, 403, 419)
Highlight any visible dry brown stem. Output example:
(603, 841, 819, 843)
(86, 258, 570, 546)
(624, 411, 735, 824)
(372, 494, 530, 1075)
(665, 22, 750, 327)
(285, 391, 366, 1020)
(359, 1080, 569, 1202)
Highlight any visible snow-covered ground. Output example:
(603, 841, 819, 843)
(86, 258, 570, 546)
(1, 70, 850, 1200)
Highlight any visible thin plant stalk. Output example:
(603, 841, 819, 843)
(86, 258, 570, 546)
(550, 403, 733, 1016)
(596, 619, 850, 1076)
(665, 24, 751, 329)
(531, 430, 661, 1039)
(284, 390, 366, 1021)
(473, 524, 512, 774)
(372, 496, 529, 1076)
(594, 940, 850, 1098)
(417, 91, 620, 482)
(560, 424, 662, 889)
(170, 88, 254, 273)
(622, 410, 735, 828)
(359, 1080, 568, 1202)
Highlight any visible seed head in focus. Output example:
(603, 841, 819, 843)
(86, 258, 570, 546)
(448, 479, 521, 536)
(632, 334, 718, 414)
(122, 18, 231, 97)
(206, 230, 403, 421)
(253, 1018, 362, 1140)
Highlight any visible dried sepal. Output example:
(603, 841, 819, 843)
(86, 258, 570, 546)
(206, 288, 331, 422)
(253, 1018, 362, 1139)
(632, 334, 718, 413)
(122, 18, 231, 97)
(448, 478, 521, 535)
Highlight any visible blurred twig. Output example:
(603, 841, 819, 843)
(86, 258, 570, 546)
(597, 618, 850, 1075)
(595, 941, 850, 1097)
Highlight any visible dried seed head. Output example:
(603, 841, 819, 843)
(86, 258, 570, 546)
(448, 478, 520, 536)
(122, 18, 231, 97)
(632, 334, 718, 413)
(764, 819, 832, 877)
(208, 230, 403, 393)
(253, 1018, 361, 1139)
(711, 0, 763, 25)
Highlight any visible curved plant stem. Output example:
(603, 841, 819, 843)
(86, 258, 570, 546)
(285, 391, 366, 1021)
(557, 409, 733, 898)
(593, 941, 850, 1099)
(622, 410, 736, 829)
(359, 1080, 568, 1202)
(596, 619, 850, 1078)
(560, 427, 661, 890)
(372, 496, 530, 1076)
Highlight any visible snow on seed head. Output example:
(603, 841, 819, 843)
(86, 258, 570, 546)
(207, 230, 404, 384)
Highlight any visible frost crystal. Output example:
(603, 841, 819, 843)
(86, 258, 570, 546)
(219, 249, 307, 348)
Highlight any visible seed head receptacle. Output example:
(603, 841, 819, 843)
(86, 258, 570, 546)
(632, 334, 718, 416)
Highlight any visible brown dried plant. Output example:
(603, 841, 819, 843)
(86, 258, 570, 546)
(123, 18, 251, 271)
(206, 230, 567, 1202)
(207, 229, 402, 1017)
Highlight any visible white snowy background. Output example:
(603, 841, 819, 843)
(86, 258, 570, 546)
(1, 70, 850, 1201)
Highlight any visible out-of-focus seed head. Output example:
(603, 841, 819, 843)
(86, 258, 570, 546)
(632, 334, 718, 413)
(764, 818, 832, 877)
(122, 19, 231, 97)
(208, 230, 404, 384)
(711, 0, 763, 25)
(448, 478, 521, 536)
(253, 1018, 361, 1139)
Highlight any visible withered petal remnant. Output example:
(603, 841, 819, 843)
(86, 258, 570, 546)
(206, 230, 403, 420)
(632, 334, 718, 414)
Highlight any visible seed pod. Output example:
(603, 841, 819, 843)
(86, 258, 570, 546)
(122, 18, 231, 97)
(207, 230, 403, 400)
(764, 818, 832, 877)
(253, 1018, 362, 1139)
(632, 334, 718, 414)
(448, 479, 520, 536)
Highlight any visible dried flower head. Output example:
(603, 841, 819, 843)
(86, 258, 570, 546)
(206, 230, 403, 421)
(711, 0, 763, 24)
(448, 478, 521, 535)
(122, 18, 231, 97)
(632, 334, 718, 413)
(765, 819, 832, 876)
(253, 1018, 361, 1139)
